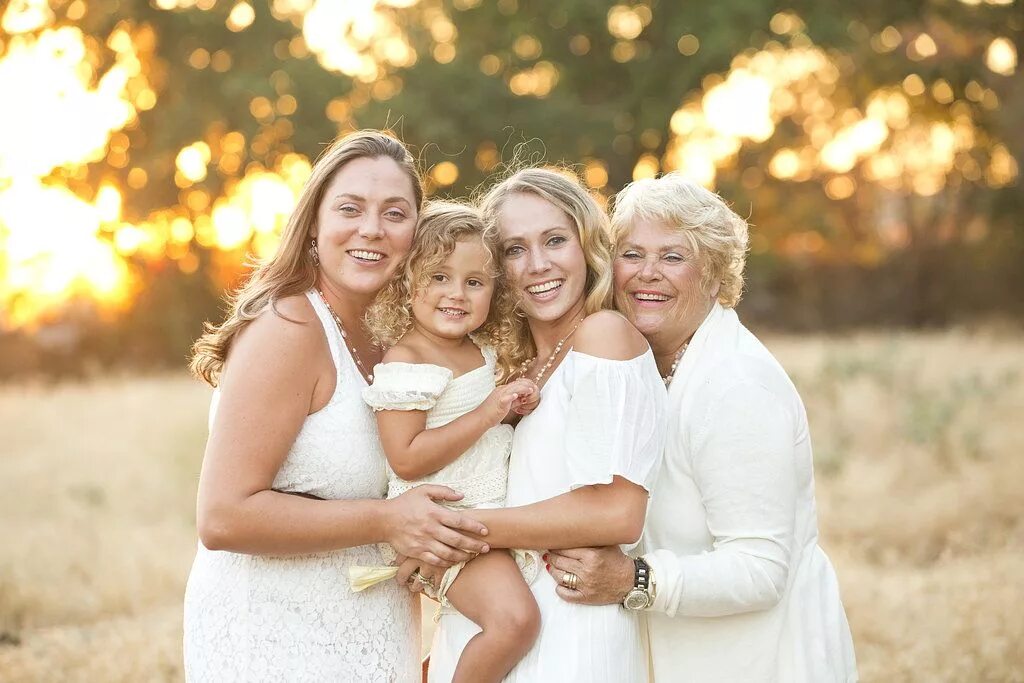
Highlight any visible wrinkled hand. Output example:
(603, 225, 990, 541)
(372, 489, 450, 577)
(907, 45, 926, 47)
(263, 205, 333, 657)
(544, 546, 635, 606)
(395, 555, 448, 601)
(482, 378, 537, 424)
(384, 485, 489, 567)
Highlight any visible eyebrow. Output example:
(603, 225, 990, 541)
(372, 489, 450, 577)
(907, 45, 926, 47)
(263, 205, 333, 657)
(501, 225, 571, 245)
(333, 193, 412, 206)
(620, 241, 692, 252)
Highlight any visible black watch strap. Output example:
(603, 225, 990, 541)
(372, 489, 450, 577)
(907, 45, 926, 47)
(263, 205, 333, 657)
(633, 557, 651, 591)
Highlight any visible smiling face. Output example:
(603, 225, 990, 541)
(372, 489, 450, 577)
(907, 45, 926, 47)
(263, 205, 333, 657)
(410, 237, 495, 341)
(498, 192, 587, 324)
(312, 155, 418, 301)
(613, 217, 716, 351)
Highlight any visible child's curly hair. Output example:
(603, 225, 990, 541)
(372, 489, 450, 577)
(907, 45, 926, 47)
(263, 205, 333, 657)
(365, 200, 519, 379)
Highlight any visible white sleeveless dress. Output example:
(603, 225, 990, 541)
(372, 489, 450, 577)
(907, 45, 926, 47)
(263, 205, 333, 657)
(183, 290, 419, 682)
(427, 348, 668, 682)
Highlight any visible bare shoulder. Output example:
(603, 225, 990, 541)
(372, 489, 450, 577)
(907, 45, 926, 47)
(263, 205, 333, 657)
(224, 294, 326, 382)
(382, 341, 425, 364)
(574, 310, 649, 360)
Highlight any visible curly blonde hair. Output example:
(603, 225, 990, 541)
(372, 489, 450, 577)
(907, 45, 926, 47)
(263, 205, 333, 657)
(365, 200, 519, 379)
(478, 166, 615, 373)
(610, 172, 749, 308)
(189, 130, 423, 386)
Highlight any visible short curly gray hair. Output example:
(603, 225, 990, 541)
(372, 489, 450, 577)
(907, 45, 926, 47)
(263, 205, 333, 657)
(610, 172, 749, 308)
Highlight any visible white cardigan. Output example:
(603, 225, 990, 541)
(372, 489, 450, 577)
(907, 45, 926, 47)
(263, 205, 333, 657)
(642, 304, 858, 682)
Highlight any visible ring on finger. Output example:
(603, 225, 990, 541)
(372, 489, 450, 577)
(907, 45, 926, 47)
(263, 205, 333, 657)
(561, 571, 580, 591)
(413, 571, 435, 590)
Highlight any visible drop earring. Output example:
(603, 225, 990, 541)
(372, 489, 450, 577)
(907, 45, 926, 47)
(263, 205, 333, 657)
(310, 238, 320, 266)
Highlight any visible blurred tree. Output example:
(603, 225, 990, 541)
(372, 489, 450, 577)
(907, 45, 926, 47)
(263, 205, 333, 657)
(0, 0, 1020, 376)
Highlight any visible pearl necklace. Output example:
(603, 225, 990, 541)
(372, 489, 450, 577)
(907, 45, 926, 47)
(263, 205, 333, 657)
(662, 341, 689, 387)
(316, 287, 374, 383)
(519, 317, 583, 384)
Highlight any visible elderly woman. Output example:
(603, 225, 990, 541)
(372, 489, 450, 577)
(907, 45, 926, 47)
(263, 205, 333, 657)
(544, 173, 858, 682)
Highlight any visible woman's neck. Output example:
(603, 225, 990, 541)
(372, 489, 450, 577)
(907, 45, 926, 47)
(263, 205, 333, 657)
(528, 299, 587, 358)
(647, 299, 716, 376)
(317, 278, 371, 329)
(649, 331, 690, 377)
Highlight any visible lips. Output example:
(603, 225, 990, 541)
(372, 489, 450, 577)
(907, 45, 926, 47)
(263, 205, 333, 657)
(348, 249, 384, 262)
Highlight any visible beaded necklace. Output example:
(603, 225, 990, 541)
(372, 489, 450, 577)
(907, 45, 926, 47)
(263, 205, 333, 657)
(518, 316, 584, 384)
(661, 341, 690, 387)
(316, 287, 374, 384)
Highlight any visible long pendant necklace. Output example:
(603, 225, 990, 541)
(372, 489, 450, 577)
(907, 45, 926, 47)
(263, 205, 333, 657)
(662, 340, 689, 387)
(518, 316, 584, 384)
(316, 287, 374, 383)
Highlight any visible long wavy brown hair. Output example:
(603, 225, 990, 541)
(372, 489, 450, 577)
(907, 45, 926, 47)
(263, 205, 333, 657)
(190, 130, 424, 386)
(477, 167, 615, 374)
(364, 200, 520, 380)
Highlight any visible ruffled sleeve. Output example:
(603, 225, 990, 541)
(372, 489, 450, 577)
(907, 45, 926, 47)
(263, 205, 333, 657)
(563, 350, 667, 493)
(361, 362, 453, 412)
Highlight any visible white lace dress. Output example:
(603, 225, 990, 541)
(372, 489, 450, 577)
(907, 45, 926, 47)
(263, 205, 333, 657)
(427, 349, 668, 683)
(362, 345, 537, 604)
(182, 290, 419, 683)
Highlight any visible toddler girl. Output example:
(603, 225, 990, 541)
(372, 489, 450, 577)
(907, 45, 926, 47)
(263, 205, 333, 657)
(361, 201, 540, 683)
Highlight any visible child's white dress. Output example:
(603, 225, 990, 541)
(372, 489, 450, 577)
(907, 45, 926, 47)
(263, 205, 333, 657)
(362, 344, 537, 604)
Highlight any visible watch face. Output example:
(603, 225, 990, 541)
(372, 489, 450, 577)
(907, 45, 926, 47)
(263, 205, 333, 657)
(624, 589, 651, 610)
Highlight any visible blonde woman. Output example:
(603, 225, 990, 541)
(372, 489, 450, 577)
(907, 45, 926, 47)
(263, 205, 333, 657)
(183, 131, 489, 681)
(544, 173, 858, 682)
(401, 168, 667, 682)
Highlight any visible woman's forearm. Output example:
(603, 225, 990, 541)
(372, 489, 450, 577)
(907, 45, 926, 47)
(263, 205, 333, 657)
(198, 491, 387, 555)
(469, 477, 647, 550)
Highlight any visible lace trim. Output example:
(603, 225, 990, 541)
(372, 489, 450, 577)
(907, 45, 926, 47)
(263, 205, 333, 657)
(388, 466, 508, 507)
(362, 388, 440, 412)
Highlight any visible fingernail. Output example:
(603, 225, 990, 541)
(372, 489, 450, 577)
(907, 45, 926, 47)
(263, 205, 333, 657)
(482, 545, 490, 553)
(542, 553, 548, 561)
(545, 563, 550, 570)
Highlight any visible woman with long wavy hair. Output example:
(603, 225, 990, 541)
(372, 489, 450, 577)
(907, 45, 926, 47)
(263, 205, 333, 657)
(402, 167, 668, 682)
(182, 130, 489, 681)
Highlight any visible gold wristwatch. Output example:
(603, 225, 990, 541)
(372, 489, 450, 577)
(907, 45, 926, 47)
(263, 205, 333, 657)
(622, 556, 654, 610)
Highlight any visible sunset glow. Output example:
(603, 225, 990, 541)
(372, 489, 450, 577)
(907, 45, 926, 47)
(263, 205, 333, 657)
(0, 2, 1019, 330)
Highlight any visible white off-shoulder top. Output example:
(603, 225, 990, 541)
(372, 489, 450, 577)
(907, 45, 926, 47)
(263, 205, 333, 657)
(428, 346, 668, 683)
(362, 344, 513, 506)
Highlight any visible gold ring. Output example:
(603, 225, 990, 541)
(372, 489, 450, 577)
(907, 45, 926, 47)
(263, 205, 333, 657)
(562, 571, 580, 591)
(413, 571, 435, 590)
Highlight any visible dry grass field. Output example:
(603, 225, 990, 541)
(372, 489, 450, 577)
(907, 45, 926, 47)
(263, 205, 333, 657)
(1, 329, 1022, 682)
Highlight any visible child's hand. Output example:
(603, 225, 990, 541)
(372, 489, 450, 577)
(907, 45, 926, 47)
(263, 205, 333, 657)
(482, 378, 537, 424)
(511, 383, 540, 416)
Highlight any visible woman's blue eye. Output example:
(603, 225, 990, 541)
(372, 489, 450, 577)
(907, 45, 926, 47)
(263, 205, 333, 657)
(504, 245, 524, 257)
(339, 205, 359, 214)
(664, 253, 684, 263)
(547, 235, 567, 246)
(621, 251, 642, 260)
(384, 209, 406, 220)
